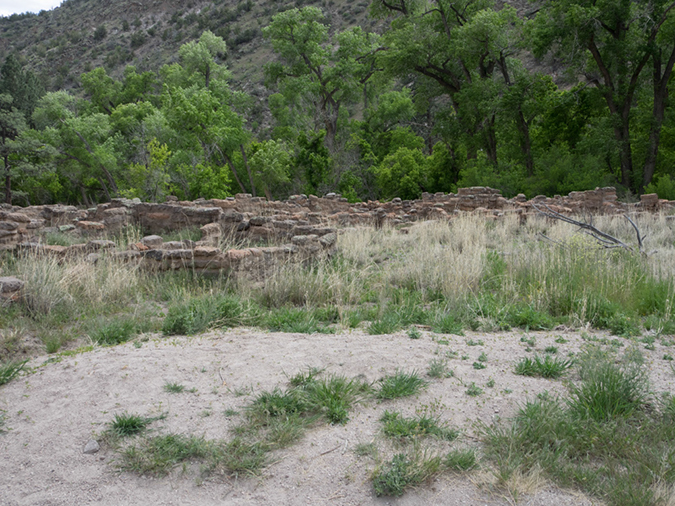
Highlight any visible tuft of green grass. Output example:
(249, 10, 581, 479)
(466, 382, 483, 397)
(444, 448, 478, 471)
(91, 318, 138, 346)
(407, 326, 422, 339)
(368, 312, 403, 335)
(380, 410, 459, 441)
(108, 412, 164, 438)
(544, 346, 558, 354)
(162, 294, 247, 336)
(514, 355, 573, 379)
(427, 358, 453, 378)
(265, 307, 335, 334)
(376, 370, 427, 400)
(304, 375, 370, 424)
(567, 353, 648, 422)
(432, 313, 464, 336)
(287, 366, 324, 387)
(472, 361, 487, 370)
(0, 359, 28, 386)
(163, 382, 185, 393)
(372, 452, 443, 497)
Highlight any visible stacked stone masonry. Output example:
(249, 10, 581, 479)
(0, 187, 671, 278)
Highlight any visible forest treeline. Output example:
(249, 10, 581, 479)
(2, 0, 675, 206)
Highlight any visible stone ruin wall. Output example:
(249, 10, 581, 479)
(0, 187, 671, 292)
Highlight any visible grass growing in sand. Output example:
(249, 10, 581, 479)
(2, 214, 675, 358)
(482, 347, 675, 506)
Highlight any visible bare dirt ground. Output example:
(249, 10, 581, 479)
(2, 327, 672, 506)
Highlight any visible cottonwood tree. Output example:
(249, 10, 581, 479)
(371, 0, 547, 175)
(530, 0, 675, 191)
(264, 7, 383, 150)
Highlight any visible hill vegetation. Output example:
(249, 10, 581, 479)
(1, 0, 675, 205)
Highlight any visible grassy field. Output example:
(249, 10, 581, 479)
(2, 213, 675, 503)
(2, 212, 674, 359)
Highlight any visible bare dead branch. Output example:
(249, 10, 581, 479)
(532, 203, 640, 253)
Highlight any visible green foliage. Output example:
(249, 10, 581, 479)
(444, 449, 477, 471)
(163, 382, 185, 393)
(427, 358, 453, 378)
(568, 351, 649, 421)
(645, 174, 675, 200)
(90, 318, 138, 346)
(376, 370, 427, 400)
(374, 147, 428, 200)
(108, 412, 162, 438)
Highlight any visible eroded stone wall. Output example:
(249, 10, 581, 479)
(0, 187, 671, 279)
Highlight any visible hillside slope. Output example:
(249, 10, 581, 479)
(0, 0, 376, 90)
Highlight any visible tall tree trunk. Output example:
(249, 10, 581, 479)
(616, 116, 633, 190)
(219, 149, 247, 194)
(515, 109, 534, 176)
(484, 115, 498, 166)
(642, 46, 675, 190)
(99, 177, 112, 201)
(239, 144, 256, 197)
(4, 154, 11, 205)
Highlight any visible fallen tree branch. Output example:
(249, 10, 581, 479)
(532, 203, 643, 254)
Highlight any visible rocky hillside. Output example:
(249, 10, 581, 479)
(0, 0, 376, 90)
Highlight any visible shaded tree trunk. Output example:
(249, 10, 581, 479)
(239, 144, 256, 197)
(4, 153, 10, 205)
(642, 45, 675, 190)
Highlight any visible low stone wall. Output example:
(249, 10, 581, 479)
(0, 186, 671, 257)
(13, 230, 337, 279)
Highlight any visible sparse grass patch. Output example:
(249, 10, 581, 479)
(118, 433, 268, 477)
(514, 355, 573, 379)
(444, 448, 477, 471)
(107, 412, 165, 439)
(376, 370, 427, 400)
(427, 358, 453, 378)
(372, 451, 443, 497)
(163, 382, 185, 393)
(407, 326, 422, 339)
(466, 383, 483, 397)
(482, 349, 668, 506)
(380, 410, 459, 441)
(0, 359, 27, 386)
(354, 442, 378, 458)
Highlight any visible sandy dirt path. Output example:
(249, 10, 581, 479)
(3, 327, 670, 505)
